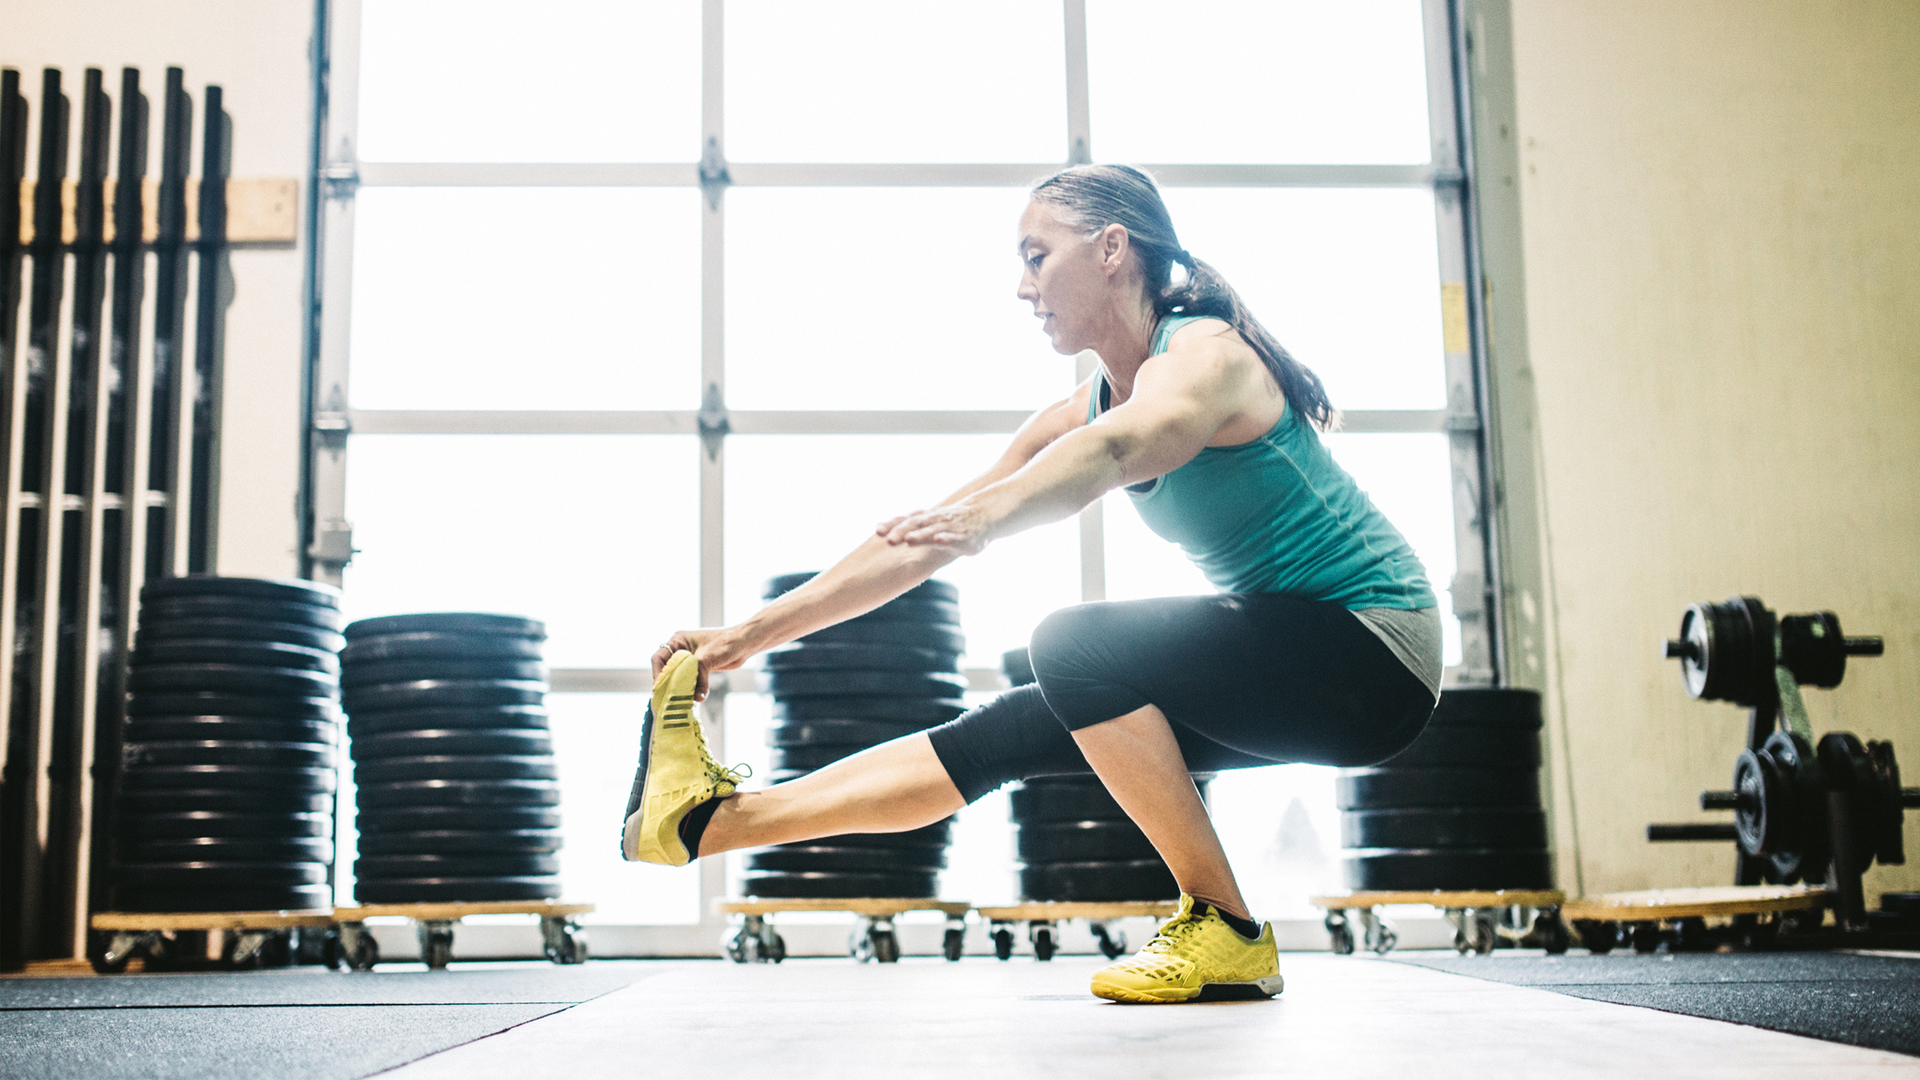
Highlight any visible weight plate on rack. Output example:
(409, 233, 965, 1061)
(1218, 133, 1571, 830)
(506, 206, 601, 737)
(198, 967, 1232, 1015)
(1340, 847, 1554, 891)
(117, 836, 336, 864)
(128, 664, 339, 696)
(1423, 688, 1545, 730)
(355, 852, 560, 878)
(1761, 730, 1827, 882)
(355, 828, 563, 855)
(350, 729, 554, 760)
(116, 810, 333, 839)
(745, 845, 946, 875)
(1009, 778, 1127, 822)
(355, 778, 561, 809)
(117, 861, 332, 889)
(1001, 648, 1036, 688)
(342, 658, 548, 688)
(1341, 808, 1549, 850)
(127, 692, 339, 721)
(353, 805, 562, 834)
(762, 643, 961, 674)
(1334, 768, 1541, 810)
(739, 870, 939, 899)
(342, 679, 545, 714)
(130, 639, 340, 673)
(1017, 859, 1177, 902)
(768, 719, 927, 747)
(345, 613, 546, 641)
(113, 885, 334, 913)
(342, 631, 546, 665)
(142, 575, 341, 608)
(353, 877, 560, 903)
(797, 621, 965, 653)
(772, 698, 968, 725)
(346, 704, 550, 736)
(764, 573, 958, 605)
(117, 788, 335, 814)
(120, 765, 338, 793)
(352, 755, 558, 784)
(142, 596, 345, 630)
(125, 717, 338, 745)
(1378, 725, 1543, 769)
(769, 745, 871, 773)
(809, 821, 954, 850)
(762, 669, 968, 700)
(136, 618, 346, 652)
(840, 598, 961, 626)
(1867, 741, 1906, 866)
(1015, 820, 1159, 862)
(123, 740, 337, 770)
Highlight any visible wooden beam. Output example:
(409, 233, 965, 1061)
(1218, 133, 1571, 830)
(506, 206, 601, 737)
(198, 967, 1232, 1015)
(17, 177, 297, 245)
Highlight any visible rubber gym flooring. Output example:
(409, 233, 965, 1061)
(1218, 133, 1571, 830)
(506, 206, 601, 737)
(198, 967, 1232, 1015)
(1391, 951, 1920, 1057)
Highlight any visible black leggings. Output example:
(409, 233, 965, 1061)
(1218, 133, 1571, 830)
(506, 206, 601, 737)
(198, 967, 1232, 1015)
(926, 594, 1436, 803)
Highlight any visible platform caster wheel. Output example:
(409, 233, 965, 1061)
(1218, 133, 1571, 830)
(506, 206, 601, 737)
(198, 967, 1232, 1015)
(992, 927, 1014, 961)
(942, 927, 965, 962)
(542, 918, 589, 965)
(340, 925, 380, 971)
(1325, 912, 1355, 955)
(418, 921, 455, 969)
(1089, 922, 1126, 959)
(1364, 919, 1399, 956)
(1573, 919, 1616, 954)
(1030, 924, 1056, 962)
(869, 927, 900, 964)
(88, 930, 145, 974)
(1629, 921, 1663, 954)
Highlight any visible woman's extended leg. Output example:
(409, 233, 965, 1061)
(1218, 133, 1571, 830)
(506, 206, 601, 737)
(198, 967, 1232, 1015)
(695, 733, 962, 856)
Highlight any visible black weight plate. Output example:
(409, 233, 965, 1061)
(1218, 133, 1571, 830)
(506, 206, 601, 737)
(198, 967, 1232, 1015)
(1341, 848, 1554, 891)
(341, 631, 546, 665)
(1335, 768, 1541, 810)
(342, 658, 548, 689)
(342, 679, 545, 714)
(126, 717, 338, 745)
(770, 745, 874, 773)
(121, 765, 338, 793)
(842, 598, 961, 626)
(772, 698, 968, 725)
(764, 573, 959, 604)
(1009, 778, 1126, 822)
(142, 596, 345, 629)
(1016, 820, 1159, 861)
(353, 805, 562, 833)
(740, 871, 938, 899)
(118, 861, 332, 888)
(345, 613, 547, 640)
(765, 769, 810, 785)
(123, 740, 337, 770)
(1018, 859, 1177, 902)
(354, 877, 559, 903)
(356, 853, 559, 878)
(1001, 647, 1036, 688)
(351, 729, 554, 760)
(745, 846, 946, 874)
(114, 885, 334, 913)
(118, 788, 335, 814)
(129, 664, 339, 696)
(812, 822, 954, 850)
(1341, 808, 1549, 850)
(1426, 688, 1544, 730)
(763, 642, 960, 674)
(130, 639, 340, 673)
(347, 705, 550, 736)
(762, 669, 968, 700)
(798, 621, 966, 652)
(137, 618, 346, 652)
(143, 575, 342, 608)
(355, 828, 563, 855)
(128, 692, 339, 721)
(117, 811, 333, 839)
(1379, 725, 1542, 769)
(353, 755, 558, 784)
(117, 836, 335, 863)
(356, 779, 561, 809)
(1881, 892, 1920, 915)
(768, 719, 926, 747)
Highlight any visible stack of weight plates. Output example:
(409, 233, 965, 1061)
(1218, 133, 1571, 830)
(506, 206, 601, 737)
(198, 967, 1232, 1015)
(747, 572, 966, 898)
(1001, 647, 1207, 901)
(341, 614, 561, 903)
(113, 576, 344, 913)
(1336, 687, 1551, 890)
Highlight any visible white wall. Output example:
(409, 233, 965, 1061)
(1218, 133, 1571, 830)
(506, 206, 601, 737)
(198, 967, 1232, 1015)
(2, 0, 314, 577)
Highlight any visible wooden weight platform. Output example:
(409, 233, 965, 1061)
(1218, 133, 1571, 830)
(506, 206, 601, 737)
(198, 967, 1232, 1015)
(1561, 886, 1833, 953)
(974, 900, 1180, 962)
(332, 901, 593, 971)
(87, 909, 334, 973)
(1309, 890, 1570, 956)
(716, 898, 972, 964)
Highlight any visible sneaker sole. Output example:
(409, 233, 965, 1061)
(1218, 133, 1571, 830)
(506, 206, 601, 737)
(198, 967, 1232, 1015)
(618, 701, 660, 862)
(1092, 974, 1285, 1004)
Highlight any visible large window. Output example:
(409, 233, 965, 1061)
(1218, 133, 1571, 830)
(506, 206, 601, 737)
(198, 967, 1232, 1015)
(311, 0, 1495, 942)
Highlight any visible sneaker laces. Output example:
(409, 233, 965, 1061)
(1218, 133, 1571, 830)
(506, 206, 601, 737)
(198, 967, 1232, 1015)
(1141, 910, 1205, 956)
(705, 754, 751, 796)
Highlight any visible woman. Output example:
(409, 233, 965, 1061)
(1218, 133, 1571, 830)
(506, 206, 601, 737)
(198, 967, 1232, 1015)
(624, 164, 1440, 1004)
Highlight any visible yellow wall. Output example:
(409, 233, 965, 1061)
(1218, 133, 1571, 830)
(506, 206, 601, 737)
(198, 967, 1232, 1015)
(2, 0, 314, 577)
(1494, 0, 1920, 898)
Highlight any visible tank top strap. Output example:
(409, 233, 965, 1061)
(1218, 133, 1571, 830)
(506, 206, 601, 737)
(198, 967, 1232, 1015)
(1088, 315, 1211, 424)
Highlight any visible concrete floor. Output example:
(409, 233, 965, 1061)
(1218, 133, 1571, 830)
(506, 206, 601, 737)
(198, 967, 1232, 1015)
(381, 954, 1920, 1080)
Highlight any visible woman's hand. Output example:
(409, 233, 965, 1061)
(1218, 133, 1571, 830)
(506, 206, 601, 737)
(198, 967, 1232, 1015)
(651, 628, 751, 702)
(876, 500, 994, 556)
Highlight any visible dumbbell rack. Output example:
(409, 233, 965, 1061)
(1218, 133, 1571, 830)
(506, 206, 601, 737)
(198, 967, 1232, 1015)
(1649, 597, 1920, 943)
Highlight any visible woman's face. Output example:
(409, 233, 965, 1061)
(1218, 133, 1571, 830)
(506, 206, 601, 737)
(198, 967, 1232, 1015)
(1016, 199, 1119, 355)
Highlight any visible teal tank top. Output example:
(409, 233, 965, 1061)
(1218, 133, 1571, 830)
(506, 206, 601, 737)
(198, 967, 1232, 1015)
(1089, 316, 1436, 610)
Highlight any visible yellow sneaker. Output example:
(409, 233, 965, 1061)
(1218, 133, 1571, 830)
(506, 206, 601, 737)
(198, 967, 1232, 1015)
(620, 650, 747, 866)
(1089, 895, 1284, 1003)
